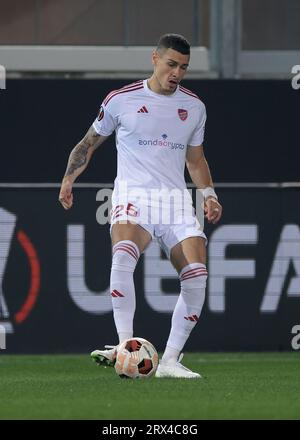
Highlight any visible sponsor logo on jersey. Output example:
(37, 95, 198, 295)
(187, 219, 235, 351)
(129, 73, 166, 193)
(138, 134, 184, 150)
(178, 108, 188, 121)
(97, 105, 104, 121)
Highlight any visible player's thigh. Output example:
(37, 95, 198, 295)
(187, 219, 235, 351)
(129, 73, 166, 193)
(111, 222, 152, 253)
(170, 236, 206, 273)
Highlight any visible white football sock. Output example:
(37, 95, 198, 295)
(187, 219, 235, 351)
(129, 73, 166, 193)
(118, 332, 133, 343)
(162, 263, 207, 364)
(110, 240, 140, 344)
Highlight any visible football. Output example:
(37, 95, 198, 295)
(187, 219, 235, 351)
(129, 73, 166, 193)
(114, 337, 159, 379)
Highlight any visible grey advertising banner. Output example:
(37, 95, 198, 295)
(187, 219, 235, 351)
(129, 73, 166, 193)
(0, 185, 299, 353)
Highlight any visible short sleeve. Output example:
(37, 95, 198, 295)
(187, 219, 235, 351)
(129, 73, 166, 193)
(188, 103, 207, 147)
(93, 100, 118, 137)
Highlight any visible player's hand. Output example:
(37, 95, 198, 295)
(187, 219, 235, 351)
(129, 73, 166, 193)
(59, 178, 74, 210)
(204, 197, 222, 224)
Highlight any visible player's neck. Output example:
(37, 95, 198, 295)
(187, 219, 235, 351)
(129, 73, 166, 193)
(147, 76, 175, 96)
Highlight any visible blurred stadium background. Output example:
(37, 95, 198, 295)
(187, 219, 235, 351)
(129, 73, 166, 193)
(0, 0, 300, 421)
(0, 0, 300, 353)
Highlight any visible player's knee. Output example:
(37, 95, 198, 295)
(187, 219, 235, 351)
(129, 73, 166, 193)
(111, 240, 140, 272)
(180, 263, 208, 286)
(179, 263, 207, 307)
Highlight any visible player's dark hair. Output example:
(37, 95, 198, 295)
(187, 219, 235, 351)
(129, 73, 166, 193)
(157, 34, 190, 55)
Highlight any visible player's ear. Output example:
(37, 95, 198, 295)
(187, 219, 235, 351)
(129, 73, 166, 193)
(152, 50, 159, 67)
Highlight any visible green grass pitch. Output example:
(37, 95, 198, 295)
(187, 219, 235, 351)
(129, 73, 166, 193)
(0, 352, 299, 420)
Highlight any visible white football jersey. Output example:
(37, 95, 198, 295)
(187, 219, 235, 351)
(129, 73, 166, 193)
(93, 79, 206, 203)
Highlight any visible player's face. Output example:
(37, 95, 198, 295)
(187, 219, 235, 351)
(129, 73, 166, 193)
(152, 48, 190, 94)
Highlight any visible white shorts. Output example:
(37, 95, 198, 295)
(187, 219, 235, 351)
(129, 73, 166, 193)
(109, 198, 207, 259)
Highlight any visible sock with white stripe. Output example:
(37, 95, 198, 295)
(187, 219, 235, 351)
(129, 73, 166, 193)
(162, 263, 207, 364)
(110, 240, 140, 344)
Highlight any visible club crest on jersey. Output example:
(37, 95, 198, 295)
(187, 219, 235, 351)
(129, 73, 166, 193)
(178, 109, 188, 121)
(97, 105, 104, 121)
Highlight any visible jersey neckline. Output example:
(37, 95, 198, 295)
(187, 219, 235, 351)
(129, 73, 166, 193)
(143, 79, 179, 98)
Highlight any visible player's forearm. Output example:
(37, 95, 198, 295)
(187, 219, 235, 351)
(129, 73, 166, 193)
(63, 140, 94, 183)
(187, 156, 214, 190)
(62, 126, 107, 184)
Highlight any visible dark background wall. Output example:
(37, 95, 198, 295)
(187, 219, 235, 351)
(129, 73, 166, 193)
(1, 79, 299, 183)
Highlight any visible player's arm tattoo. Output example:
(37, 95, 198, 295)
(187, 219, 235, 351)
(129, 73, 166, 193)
(64, 126, 107, 177)
(65, 143, 89, 176)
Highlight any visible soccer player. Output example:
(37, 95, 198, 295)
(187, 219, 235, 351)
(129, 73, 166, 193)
(59, 34, 222, 378)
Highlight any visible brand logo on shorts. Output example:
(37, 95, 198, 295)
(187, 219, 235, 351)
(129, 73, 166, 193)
(178, 109, 188, 121)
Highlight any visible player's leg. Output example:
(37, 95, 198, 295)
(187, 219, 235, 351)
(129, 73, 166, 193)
(156, 236, 207, 378)
(110, 222, 152, 342)
(91, 222, 151, 366)
(170, 236, 206, 271)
